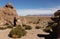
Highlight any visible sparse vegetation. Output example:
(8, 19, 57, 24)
(0, 26, 7, 30)
(8, 26, 27, 38)
(22, 24, 32, 30)
(7, 25, 13, 28)
(22, 24, 27, 27)
(35, 26, 41, 29)
(25, 25, 32, 30)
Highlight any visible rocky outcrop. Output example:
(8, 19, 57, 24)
(0, 3, 18, 26)
(54, 10, 60, 17)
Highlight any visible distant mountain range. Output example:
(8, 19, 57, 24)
(26, 14, 53, 16)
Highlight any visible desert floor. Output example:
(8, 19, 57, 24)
(0, 28, 49, 39)
(0, 16, 51, 39)
(0, 17, 50, 39)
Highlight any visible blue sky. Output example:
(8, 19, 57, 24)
(0, 0, 60, 16)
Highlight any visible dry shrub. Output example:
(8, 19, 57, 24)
(25, 25, 32, 30)
(22, 24, 32, 30)
(7, 25, 13, 28)
(35, 26, 41, 29)
(0, 26, 7, 30)
(8, 26, 27, 38)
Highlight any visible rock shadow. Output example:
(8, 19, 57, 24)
(37, 32, 58, 39)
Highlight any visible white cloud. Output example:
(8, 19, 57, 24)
(17, 6, 60, 16)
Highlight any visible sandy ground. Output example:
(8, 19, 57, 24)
(0, 28, 49, 39)
(0, 16, 51, 39)
(0, 29, 11, 39)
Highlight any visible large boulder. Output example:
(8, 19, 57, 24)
(0, 3, 18, 26)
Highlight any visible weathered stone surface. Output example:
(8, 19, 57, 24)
(5, 3, 14, 9)
(0, 3, 18, 26)
(54, 10, 60, 17)
(51, 10, 60, 39)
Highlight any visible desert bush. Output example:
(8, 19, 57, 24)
(35, 26, 41, 29)
(22, 24, 27, 27)
(22, 24, 32, 30)
(8, 26, 27, 38)
(7, 25, 13, 28)
(0, 26, 7, 30)
(25, 25, 32, 30)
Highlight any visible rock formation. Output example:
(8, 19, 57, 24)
(54, 10, 60, 17)
(0, 3, 18, 26)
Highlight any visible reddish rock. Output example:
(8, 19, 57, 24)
(0, 3, 18, 26)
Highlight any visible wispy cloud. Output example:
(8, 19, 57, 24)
(17, 6, 60, 16)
